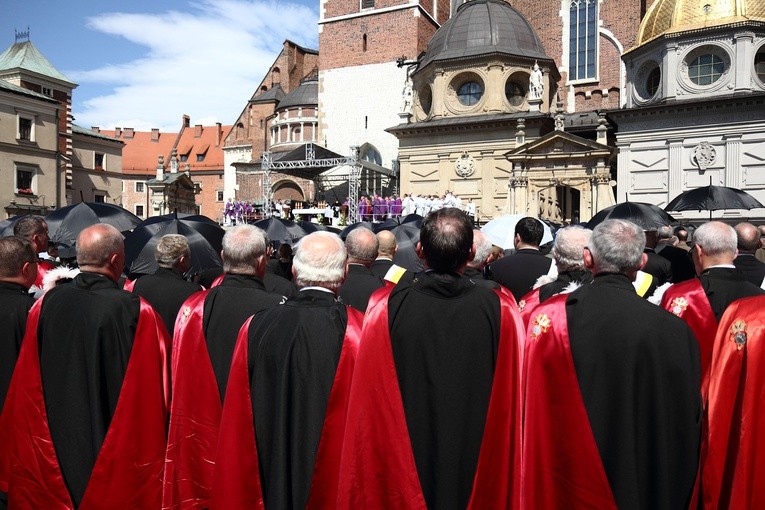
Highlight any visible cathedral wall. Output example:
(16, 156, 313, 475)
(319, 61, 407, 169)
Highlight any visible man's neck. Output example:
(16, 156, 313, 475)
(515, 242, 539, 251)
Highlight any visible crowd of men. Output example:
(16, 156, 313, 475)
(0, 211, 763, 509)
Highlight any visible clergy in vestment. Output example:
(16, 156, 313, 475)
(131, 234, 202, 336)
(0, 224, 170, 509)
(337, 207, 524, 509)
(523, 219, 701, 510)
(659, 221, 764, 400)
(163, 225, 284, 509)
(211, 231, 362, 509)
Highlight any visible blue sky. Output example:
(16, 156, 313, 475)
(2, 0, 319, 131)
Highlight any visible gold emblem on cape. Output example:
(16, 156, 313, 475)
(518, 299, 526, 312)
(669, 297, 689, 316)
(531, 313, 551, 340)
(730, 320, 748, 350)
(180, 306, 192, 323)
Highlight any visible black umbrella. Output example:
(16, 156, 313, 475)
(585, 202, 677, 231)
(253, 218, 314, 247)
(0, 215, 23, 237)
(46, 202, 141, 247)
(124, 213, 224, 277)
(665, 185, 764, 219)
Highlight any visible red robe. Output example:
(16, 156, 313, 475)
(660, 278, 717, 400)
(702, 295, 765, 510)
(210, 306, 363, 509)
(0, 298, 170, 509)
(162, 290, 218, 510)
(522, 295, 618, 509)
(34, 259, 57, 288)
(335, 285, 523, 509)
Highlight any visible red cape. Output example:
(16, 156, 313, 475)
(0, 297, 170, 509)
(210, 305, 363, 509)
(701, 295, 765, 510)
(336, 285, 524, 509)
(522, 295, 617, 509)
(162, 289, 219, 510)
(660, 278, 717, 400)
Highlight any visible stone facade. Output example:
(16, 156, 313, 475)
(69, 126, 124, 206)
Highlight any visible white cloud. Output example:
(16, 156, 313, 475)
(70, 0, 318, 131)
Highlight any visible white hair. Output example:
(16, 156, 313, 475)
(222, 225, 268, 275)
(694, 221, 737, 258)
(551, 226, 592, 272)
(293, 231, 347, 291)
(468, 229, 493, 268)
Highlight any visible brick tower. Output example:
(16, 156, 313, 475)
(318, 0, 449, 191)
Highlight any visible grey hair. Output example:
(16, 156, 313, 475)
(694, 221, 737, 257)
(656, 225, 674, 240)
(551, 226, 592, 272)
(345, 227, 378, 264)
(222, 225, 268, 275)
(293, 231, 347, 291)
(588, 219, 645, 274)
(468, 229, 493, 268)
(155, 234, 190, 268)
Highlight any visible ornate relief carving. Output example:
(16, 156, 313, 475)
(691, 142, 717, 170)
(455, 151, 476, 178)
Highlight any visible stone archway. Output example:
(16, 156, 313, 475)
(272, 180, 305, 201)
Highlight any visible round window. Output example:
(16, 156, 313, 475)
(688, 54, 725, 86)
(457, 81, 483, 106)
(646, 66, 661, 97)
(505, 81, 525, 106)
(756, 49, 765, 83)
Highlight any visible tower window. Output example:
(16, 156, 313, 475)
(569, 0, 598, 81)
(362, 0, 374, 8)
(646, 66, 661, 97)
(457, 82, 483, 106)
(505, 81, 526, 106)
(688, 54, 724, 86)
(756, 49, 765, 83)
(18, 117, 33, 141)
(363, 33, 367, 52)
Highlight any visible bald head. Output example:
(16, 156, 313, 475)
(376, 230, 397, 259)
(734, 222, 760, 253)
(76, 224, 125, 281)
(346, 228, 378, 266)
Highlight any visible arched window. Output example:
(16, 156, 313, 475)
(569, 0, 598, 81)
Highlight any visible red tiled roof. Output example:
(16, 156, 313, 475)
(99, 123, 232, 176)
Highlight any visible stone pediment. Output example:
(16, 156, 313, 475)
(504, 130, 613, 160)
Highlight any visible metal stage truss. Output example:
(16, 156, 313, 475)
(260, 143, 396, 224)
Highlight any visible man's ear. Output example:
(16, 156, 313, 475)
(583, 247, 594, 270)
(638, 252, 648, 271)
(416, 242, 425, 261)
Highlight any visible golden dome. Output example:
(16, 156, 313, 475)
(636, 0, 765, 46)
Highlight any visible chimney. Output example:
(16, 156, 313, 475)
(182, 115, 190, 128)
(170, 148, 179, 174)
(151, 128, 160, 142)
(91, 126, 100, 133)
(123, 127, 134, 139)
(216, 122, 222, 146)
(156, 155, 165, 180)
(114, 127, 122, 138)
(194, 124, 203, 138)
